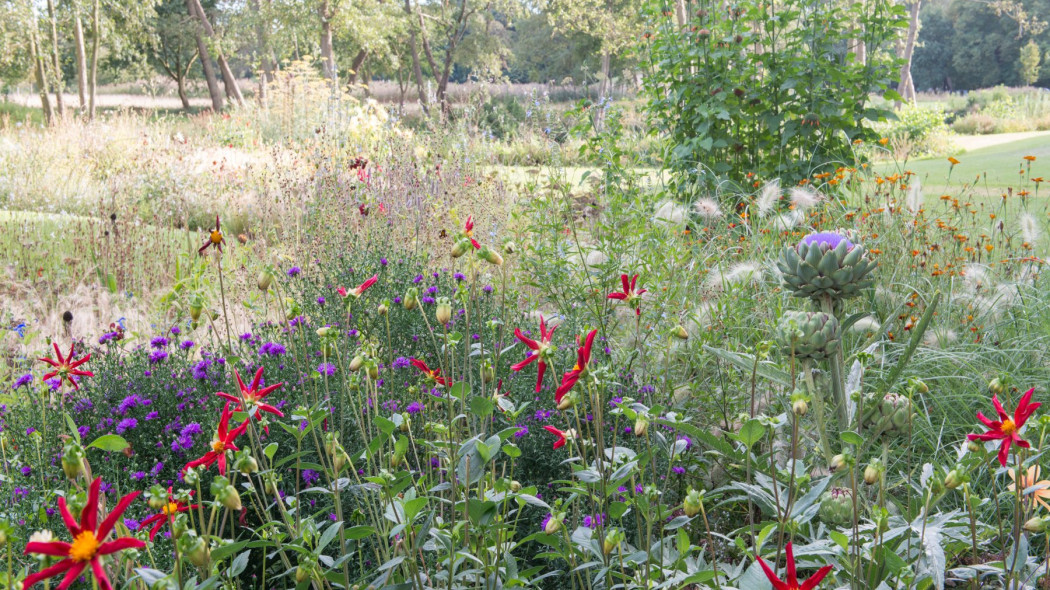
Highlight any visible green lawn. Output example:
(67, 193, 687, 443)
(876, 135, 1050, 199)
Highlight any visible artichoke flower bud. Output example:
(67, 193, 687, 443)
(861, 391, 915, 439)
(777, 232, 876, 302)
(776, 311, 840, 361)
(436, 297, 453, 325)
(477, 245, 504, 266)
(404, 288, 419, 310)
(451, 237, 472, 258)
(257, 268, 274, 292)
(818, 487, 854, 526)
(683, 489, 703, 517)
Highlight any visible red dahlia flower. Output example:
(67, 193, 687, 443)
(23, 477, 144, 590)
(555, 329, 598, 404)
(137, 488, 197, 541)
(968, 387, 1041, 467)
(216, 367, 285, 430)
(198, 215, 225, 255)
(511, 315, 558, 393)
(184, 402, 249, 476)
(410, 359, 448, 387)
(463, 215, 481, 249)
(756, 542, 833, 590)
(607, 274, 646, 315)
(337, 274, 379, 299)
(39, 342, 94, 390)
(543, 425, 570, 450)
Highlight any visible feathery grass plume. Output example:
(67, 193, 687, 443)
(960, 263, 992, 292)
(849, 316, 881, 334)
(584, 249, 609, 269)
(756, 179, 780, 217)
(905, 178, 923, 213)
(653, 200, 687, 226)
(1020, 213, 1041, 245)
(692, 198, 723, 221)
(789, 187, 823, 210)
(773, 210, 803, 230)
(706, 261, 764, 292)
(685, 301, 717, 337)
(924, 326, 958, 349)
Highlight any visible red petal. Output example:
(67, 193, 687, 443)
(69, 354, 91, 369)
(55, 561, 88, 590)
(785, 543, 797, 585)
(511, 355, 538, 372)
(998, 438, 1012, 467)
(755, 556, 791, 590)
(514, 328, 540, 350)
(607, 293, 627, 300)
(24, 541, 72, 557)
(80, 477, 101, 533)
(54, 342, 64, 363)
(97, 536, 146, 556)
(535, 362, 547, 393)
(976, 411, 1001, 430)
(91, 556, 114, 590)
(56, 496, 81, 536)
(992, 395, 1010, 423)
(250, 367, 264, 392)
(256, 382, 284, 399)
(620, 274, 630, 293)
(22, 559, 78, 589)
(96, 490, 141, 541)
(968, 431, 1006, 442)
(38, 357, 59, 367)
(800, 565, 835, 590)
(217, 453, 227, 475)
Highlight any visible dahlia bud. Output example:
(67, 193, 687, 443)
(674, 325, 689, 340)
(988, 378, 1004, 396)
(61, 442, 85, 480)
(296, 563, 315, 584)
(404, 288, 419, 311)
(316, 327, 333, 338)
(236, 453, 259, 474)
(189, 295, 204, 321)
(477, 246, 504, 266)
(634, 415, 649, 437)
(378, 303, 389, 316)
(544, 513, 564, 534)
(503, 241, 516, 254)
(791, 393, 809, 417)
(147, 485, 168, 510)
(863, 462, 881, 485)
(451, 237, 472, 258)
(179, 533, 209, 568)
(349, 355, 364, 372)
(510, 480, 521, 492)
(602, 528, 624, 555)
(944, 469, 964, 490)
(557, 390, 577, 410)
(967, 440, 982, 454)
(367, 361, 379, 380)
(683, 489, 703, 517)
(480, 360, 495, 384)
(399, 413, 411, 432)
(436, 297, 453, 325)
(257, 268, 274, 292)
(1025, 516, 1048, 533)
(221, 486, 242, 511)
(829, 453, 847, 473)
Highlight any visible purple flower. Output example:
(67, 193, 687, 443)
(514, 426, 528, 438)
(240, 332, 254, 341)
(412, 275, 423, 284)
(259, 342, 287, 356)
(453, 272, 466, 281)
(317, 363, 336, 376)
(116, 418, 139, 434)
(380, 258, 388, 266)
(672, 465, 685, 474)
(20, 465, 31, 477)
(392, 357, 411, 369)
(302, 469, 320, 485)
(98, 332, 119, 344)
(130, 471, 146, 481)
(180, 340, 195, 350)
(482, 285, 493, 293)
(799, 232, 854, 252)
(77, 425, 90, 438)
(171, 326, 181, 335)
(149, 350, 168, 364)
(287, 267, 302, 277)
(406, 401, 424, 414)
(317, 296, 326, 306)
(12, 374, 32, 390)
(150, 337, 169, 349)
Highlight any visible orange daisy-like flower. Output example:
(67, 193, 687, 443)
(198, 215, 226, 255)
(948, 156, 960, 166)
(39, 342, 94, 391)
(1008, 465, 1050, 511)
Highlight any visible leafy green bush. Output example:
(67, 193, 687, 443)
(644, 0, 907, 195)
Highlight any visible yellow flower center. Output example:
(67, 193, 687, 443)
(211, 439, 226, 453)
(69, 530, 100, 563)
(210, 230, 223, 244)
(1002, 419, 1017, 436)
(162, 502, 180, 516)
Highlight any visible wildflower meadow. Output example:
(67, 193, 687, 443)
(4, 0, 1050, 589)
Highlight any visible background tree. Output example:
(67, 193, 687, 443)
(148, 0, 199, 110)
(1019, 38, 1042, 84)
(546, 0, 641, 97)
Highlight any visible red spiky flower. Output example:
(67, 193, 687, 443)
(137, 488, 198, 541)
(216, 367, 285, 429)
(968, 387, 1041, 467)
(463, 215, 481, 249)
(184, 402, 249, 476)
(337, 274, 379, 299)
(22, 477, 144, 590)
(39, 342, 94, 390)
(607, 274, 647, 316)
(511, 316, 558, 393)
(543, 425, 570, 450)
(410, 359, 448, 387)
(554, 329, 598, 403)
(198, 215, 225, 255)
(756, 542, 833, 590)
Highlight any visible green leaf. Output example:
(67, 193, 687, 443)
(65, 413, 81, 445)
(502, 443, 522, 458)
(87, 434, 129, 453)
(264, 443, 278, 461)
(469, 396, 494, 418)
(450, 382, 470, 402)
(345, 525, 375, 540)
(703, 345, 792, 387)
(840, 431, 864, 447)
(734, 419, 766, 449)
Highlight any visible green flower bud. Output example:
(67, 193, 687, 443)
(830, 453, 847, 473)
(451, 237, 472, 258)
(1025, 516, 1048, 533)
(349, 355, 364, 372)
(683, 489, 703, 517)
(544, 513, 564, 534)
(674, 325, 689, 340)
(257, 268, 274, 292)
(61, 442, 85, 480)
(863, 461, 882, 485)
(602, 528, 624, 555)
(818, 487, 854, 526)
(404, 288, 419, 310)
(634, 415, 649, 437)
(944, 469, 965, 490)
(436, 297, 453, 325)
(477, 245, 504, 266)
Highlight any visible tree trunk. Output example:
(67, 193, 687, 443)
(249, 0, 273, 105)
(404, 0, 428, 111)
(74, 11, 88, 112)
(186, 0, 224, 111)
(88, 0, 100, 119)
(30, 25, 54, 125)
(599, 50, 611, 98)
(46, 0, 64, 116)
(348, 49, 367, 85)
(319, 2, 336, 82)
(188, 0, 243, 104)
(896, 0, 921, 105)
